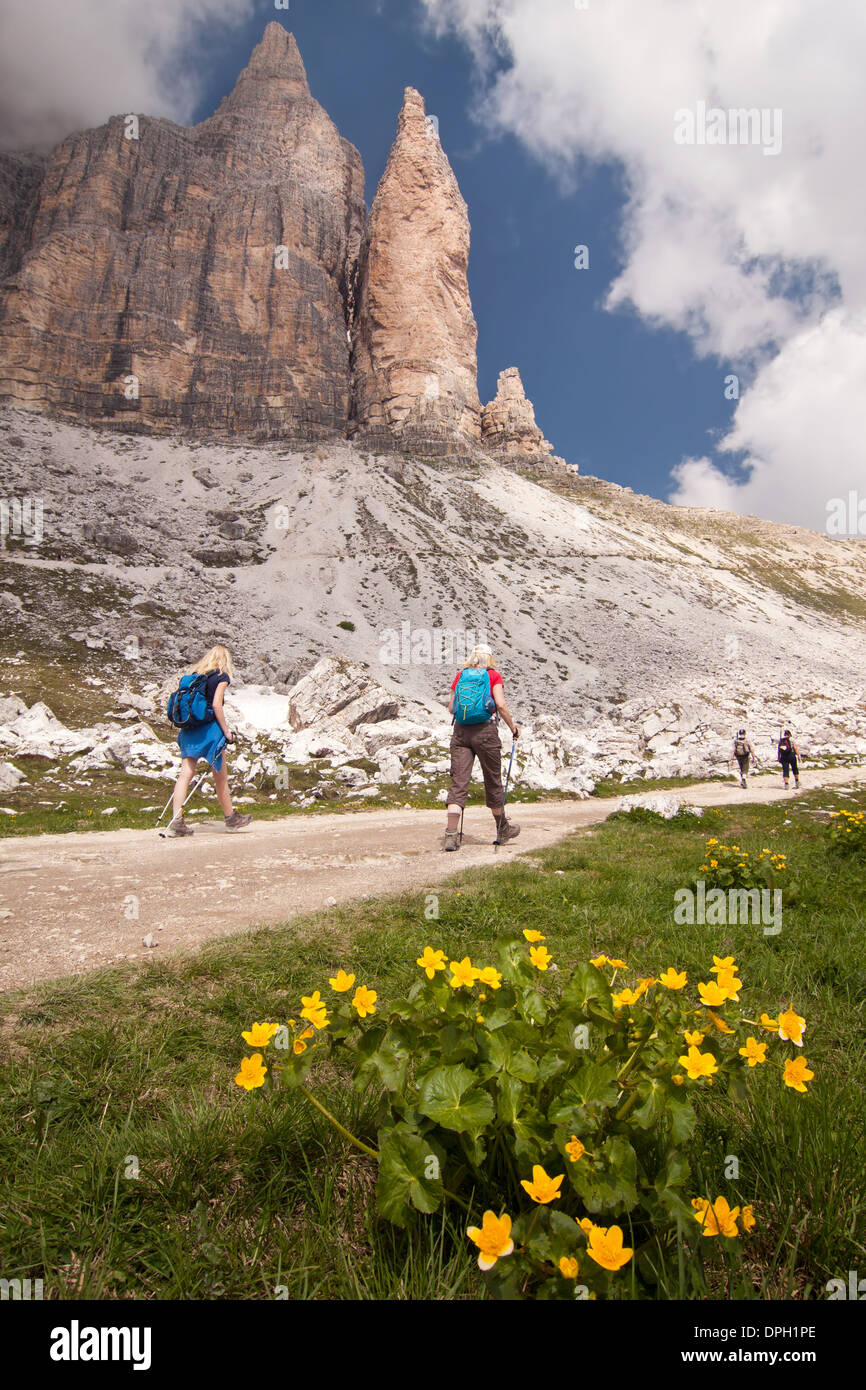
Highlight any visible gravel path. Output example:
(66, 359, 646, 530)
(1, 767, 863, 993)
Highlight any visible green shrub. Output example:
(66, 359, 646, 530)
(236, 937, 813, 1299)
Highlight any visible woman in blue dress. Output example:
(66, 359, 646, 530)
(168, 644, 252, 836)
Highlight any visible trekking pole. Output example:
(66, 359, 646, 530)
(494, 736, 518, 850)
(155, 731, 232, 837)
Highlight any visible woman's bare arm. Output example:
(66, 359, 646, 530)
(492, 683, 519, 737)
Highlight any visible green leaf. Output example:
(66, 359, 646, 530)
(506, 1049, 538, 1083)
(354, 1027, 411, 1092)
(497, 1074, 525, 1124)
(562, 962, 615, 1021)
(417, 1064, 495, 1137)
(375, 1127, 444, 1227)
(667, 1093, 697, 1143)
(567, 1134, 639, 1215)
(561, 1058, 620, 1111)
(519, 988, 548, 1024)
(632, 1077, 667, 1129)
(482, 1006, 513, 1032)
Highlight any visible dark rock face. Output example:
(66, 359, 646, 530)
(0, 24, 365, 441)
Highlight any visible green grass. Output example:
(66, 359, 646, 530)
(0, 786, 864, 1299)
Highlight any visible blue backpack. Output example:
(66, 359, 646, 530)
(453, 668, 496, 725)
(166, 673, 213, 729)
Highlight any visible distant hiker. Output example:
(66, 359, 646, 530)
(729, 728, 759, 788)
(777, 729, 801, 789)
(167, 644, 251, 836)
(444, 644, 520, 851)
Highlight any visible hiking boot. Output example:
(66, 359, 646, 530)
(496, 818, 521, 844)
(444, 830, 461, 852)
(225, 810, 252, 830)
(740, 778, 747, 788)
(168, 816, 193, 837)
(795, 779, 800, 788)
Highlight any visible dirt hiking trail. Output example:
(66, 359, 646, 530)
(1, 767, 863, 993)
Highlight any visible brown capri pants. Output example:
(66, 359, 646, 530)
(447, 720, 504, 810)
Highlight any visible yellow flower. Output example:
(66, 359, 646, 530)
(449, 956, 480, 989)
(466, 1211, 514, 1271)
(698, 980, 728, 1008)
(577, 1217, 595, 1234)
(523, 929, 546, 943)
(351, 985, 378, 1018)
(705, 1009, 735, 1035)
(241, 1022, 279, 1048)
(328, 969, 356, 993)
(710, 955, 736, 975)
(565, 1135, 586, 1163)
(607, 958, 627, 970)
(759, 1012, 780, 1033)
(692, 1196, 740, 1238)
(716, 970, 741, 1002)
(300, 991, 330, 1031)
(478, 966, 503, 990)
(590, 954, 608, 968)
(672, 1074, 684, 1086)
(741, 1205, 756, 1232)
(529, 945, 553, 972)
(234, 1054, 267, 1090)
(777, 1006, 806, 1047)
(559, 1256, 579, 1279)
(587, 1225, 633, 1271)
(709, 859, 718, 868)
(783, 1056, 814, 1092)
(612, 988, 637, 1009)
(520, 1165, 564, 1205)
(683, 1030, 704, 1046)
(300, 991, 325, 1021)
(476, 1014, 485, 1024)
(738, 1037, 767, 1067)
(706, 838, 718, 846)
(634, 977, 656, 999)
(416, 946, 447, 980)
(660, 968, 687, 990)
(678, 1045, 719, 1081)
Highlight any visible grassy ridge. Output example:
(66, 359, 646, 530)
(0, 785, 864, 1300)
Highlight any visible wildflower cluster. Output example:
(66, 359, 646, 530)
(235, 933, 815, 1298)
(697, 838, 786, 890)
(827, 808, 866, 856)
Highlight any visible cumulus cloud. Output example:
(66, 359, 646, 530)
(0, 0, 255, 152)
(421, 0, 866, 528)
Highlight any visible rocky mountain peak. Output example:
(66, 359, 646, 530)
(211, 22, 310, 118)
(350, 84, 482, 450)
(481, 367, 561, 464)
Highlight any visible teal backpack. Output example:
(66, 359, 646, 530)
(453, 668, 496, 725)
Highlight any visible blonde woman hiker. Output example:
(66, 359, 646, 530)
(166, 645, 252, 836)
(444, 643, 520, 851)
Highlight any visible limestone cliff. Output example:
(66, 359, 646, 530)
(0, 24, 365, 440)
(0, 26, 563, 465)
(349, 88, 482, 452)
(481, 367, 564, 466)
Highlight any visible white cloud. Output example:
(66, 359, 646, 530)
(0, 0, 255, 152)
(421, 0, 866, 528)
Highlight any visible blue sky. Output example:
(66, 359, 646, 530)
(4, 0, 859, 528)
(195, 0, 737, 501)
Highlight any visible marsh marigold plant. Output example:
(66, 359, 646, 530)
(234, 936, 813, 1298)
